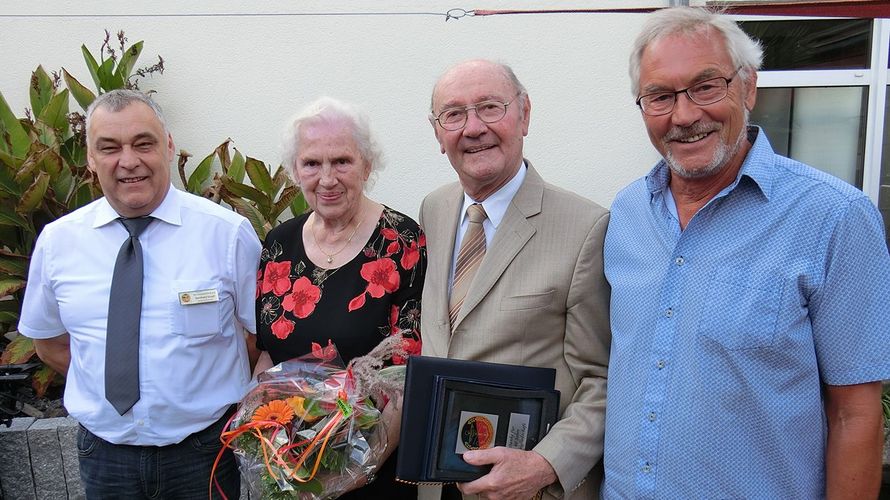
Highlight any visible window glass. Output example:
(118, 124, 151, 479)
(751, 86, 866, 187)
(880, 86, 890, 248)
(740, 19, 871, 70)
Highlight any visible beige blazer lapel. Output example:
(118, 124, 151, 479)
(452, 162, 544, 330)
(420, 184, 464, 355)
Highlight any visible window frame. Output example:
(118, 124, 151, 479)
(739, 16, 890, 204)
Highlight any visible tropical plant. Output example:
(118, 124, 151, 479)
(0, 31, 304, 409)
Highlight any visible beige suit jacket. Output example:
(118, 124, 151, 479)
(418, 163, 611, 499)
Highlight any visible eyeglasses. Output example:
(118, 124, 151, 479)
(636, 68, 742, 116)
(433, 98, 516, 131)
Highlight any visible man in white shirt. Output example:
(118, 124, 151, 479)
(19, 89, 261, 499)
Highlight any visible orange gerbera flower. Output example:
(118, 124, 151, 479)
(251, 399, 295, 425)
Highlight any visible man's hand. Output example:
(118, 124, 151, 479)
(457, 447, 557, 499)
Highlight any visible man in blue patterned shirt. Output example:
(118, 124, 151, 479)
(602, 7, 890, 499)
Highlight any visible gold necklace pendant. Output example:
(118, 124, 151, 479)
(312, 214, 362, 265)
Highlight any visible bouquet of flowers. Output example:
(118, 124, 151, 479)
(219, 337, 406, 499)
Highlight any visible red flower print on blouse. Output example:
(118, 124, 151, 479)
(380, 227, 399, 240)
(262, 260, 293, 296)
(312, 339, 337, 362)
(360, 258, 400, 298)
(255, 270, 262, 299)
(270, 316, 294, 339)
(282, 276, 322, 319)
(400, 239, 421, 270)
(386, 241, 400, 255)
(389, 305, 400, 335)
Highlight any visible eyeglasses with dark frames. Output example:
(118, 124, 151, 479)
(433, 97, 518, 131)
(636, 67, 743, 116)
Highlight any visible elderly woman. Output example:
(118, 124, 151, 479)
(254, 97, 425, 497)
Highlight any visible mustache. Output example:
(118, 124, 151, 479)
(663, 122, 721, 142)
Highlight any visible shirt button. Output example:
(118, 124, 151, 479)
(675, 256, 685, 266)
(137, 420, 144, 426)
(648, 412, 656, 422)
(656, 360, 666, 369)
(665, 308, 673, 318)
(641, 463, 652, 473)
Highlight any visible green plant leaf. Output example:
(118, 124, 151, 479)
(214, 139, 232, 172)
(0, 205, 30, 229)
(271, 185, 299, 222)
(37, 89, 70, 137)
(97, 56, 123, 92)
(50, 160, 74, 204)
(115, 40, 143, 82)
(81, 44, 102, 92)
(187, 152, 215, 194)
(41, 148, 64, 178)
(228, 149, 246, 184)
(0, 310, 19, 324)
(245, 157, 274, 197)
(0, 250, 29, 277)
(0, 157, 22, 196)
(29, 66, 55, 119)
(223, 196, 267, 240)
(0, 334, 35, 365)
(270, 165, 288, 195)
(63, 68, 97, 111)
(69, 181, 97, 210)
(220, 177, 271, 214)
(290, 189, 309, 217)
(32, 364, 59, 398)
(0, 91, 31, 158)
(17, 171, 50, 214)
(0, 276, 26, 296)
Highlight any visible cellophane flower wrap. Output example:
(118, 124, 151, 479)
(222, 336, 406, 499)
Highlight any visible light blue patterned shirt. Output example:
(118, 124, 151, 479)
(602, 127, 890, 499)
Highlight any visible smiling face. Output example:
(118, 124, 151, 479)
(294, 118, 370, 225)
(431, 60, 530, 201)
(87, 102, 173, 217)
(638, 28, 757, 180)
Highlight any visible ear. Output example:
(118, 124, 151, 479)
(86, 148, 97, 173)
(519, 94, 531, 137)
(743, 70, 757, 111)
(165, 132, 176, 163)
(430, 117, 446, 154)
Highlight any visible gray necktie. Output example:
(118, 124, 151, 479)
(105, 216, 153, 415)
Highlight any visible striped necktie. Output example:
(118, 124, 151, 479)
(449, 203, 487, 331)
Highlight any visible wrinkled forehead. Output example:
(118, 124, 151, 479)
(432, 63, 516, 111)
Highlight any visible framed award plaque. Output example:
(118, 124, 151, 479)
(426, 378, 560, 482)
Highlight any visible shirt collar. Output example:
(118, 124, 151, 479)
(91, 185, 182, 228)
(460, 160, 527, 230)
(645, 126, 774, 202)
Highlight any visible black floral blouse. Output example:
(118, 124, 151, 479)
(255, 206, 426, 365)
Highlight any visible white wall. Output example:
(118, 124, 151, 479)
(1, 1, 673, 218)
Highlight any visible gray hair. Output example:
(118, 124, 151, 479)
(85, 89, 169, 144)
(280, 96, 384, 188)
(429, 60, 529, 115)
(629, 7, 763, 96)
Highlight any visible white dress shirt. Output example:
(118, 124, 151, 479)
(19, 187, 261, 446)
(449, 162, 527, 292)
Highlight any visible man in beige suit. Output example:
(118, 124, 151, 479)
(418, 59, 611, 500)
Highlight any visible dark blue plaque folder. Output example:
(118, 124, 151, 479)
(395, 355, 559, 484)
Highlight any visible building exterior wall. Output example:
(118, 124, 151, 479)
(0, 1, 677, 217)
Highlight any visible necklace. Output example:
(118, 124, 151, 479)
(311, 215, 362, 264)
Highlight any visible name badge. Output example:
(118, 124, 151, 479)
(178, 288, 219, 305)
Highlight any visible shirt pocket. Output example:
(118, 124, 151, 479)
(169, 280, 222, 337)
(500, 289, 555, 311)
(697, 268, 782, 350)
